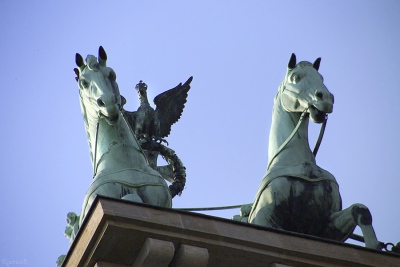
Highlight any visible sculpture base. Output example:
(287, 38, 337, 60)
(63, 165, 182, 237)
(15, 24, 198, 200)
(61, 196, 399, 267)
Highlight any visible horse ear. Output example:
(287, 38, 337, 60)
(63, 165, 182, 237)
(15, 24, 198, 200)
(75, 53, 86, 74)
(76, 53, 84, 68)
(120, 95, 127, 108)
(98, 46, 107, 66)
(313, 57, 321, 71)
(74, 68, 80, 82)
(288, 53, 296, 70)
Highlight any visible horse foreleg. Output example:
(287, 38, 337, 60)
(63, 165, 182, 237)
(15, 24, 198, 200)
(324, 203, 381, 250)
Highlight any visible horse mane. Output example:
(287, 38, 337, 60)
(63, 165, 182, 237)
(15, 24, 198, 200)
(79, 92, 94, 162)
(295, 61, 313, 68)
(79, 54, 100, 133)
(292, 61, 324, 80)
(77, 55, 106, 163)
(85, 55, 101, 71)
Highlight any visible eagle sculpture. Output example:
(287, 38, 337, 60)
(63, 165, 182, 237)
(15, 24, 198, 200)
(123, 76, 193, 144)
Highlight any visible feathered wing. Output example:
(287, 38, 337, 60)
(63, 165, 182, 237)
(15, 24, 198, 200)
(154, 76, 193, 138)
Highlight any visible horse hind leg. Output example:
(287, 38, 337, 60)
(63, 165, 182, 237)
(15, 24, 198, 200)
(138, 185, 172, 208)
(324, 203, 381, 249)
(122, 193, 144, 203)
(121, 185, 171, 208)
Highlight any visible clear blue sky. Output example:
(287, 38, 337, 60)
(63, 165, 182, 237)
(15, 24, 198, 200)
(1, 1, 399, 266)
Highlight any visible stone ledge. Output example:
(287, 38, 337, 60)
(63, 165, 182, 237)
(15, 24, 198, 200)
(62, 196, 400, 267)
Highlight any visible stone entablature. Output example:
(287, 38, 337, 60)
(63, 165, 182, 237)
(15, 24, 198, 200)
(62, 196, 399, 267)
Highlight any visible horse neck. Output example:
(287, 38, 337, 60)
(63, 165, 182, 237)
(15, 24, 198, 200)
(84, 108, 149, 176)
(267, 90, 315, 170)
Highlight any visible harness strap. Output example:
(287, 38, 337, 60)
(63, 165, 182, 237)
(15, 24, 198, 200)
(120, 110, 150, 164)
(313, 115, 328, 157)
(267, 109, 328, 171)
(93, 111, 102, 178)
(92, 109, 152, 178)
(177, 203, 250, 211)
(267, 108, 308, 170)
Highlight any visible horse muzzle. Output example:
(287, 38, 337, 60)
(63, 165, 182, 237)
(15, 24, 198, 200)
(309, 105, 327, 123)
(98, 107, 120, 125)
(309, 93, 333, 123)
(96, 96, 121, 125)
(104, 113, 119, 125)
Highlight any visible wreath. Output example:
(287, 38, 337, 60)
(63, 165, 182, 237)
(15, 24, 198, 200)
(141, 140, 186, 198)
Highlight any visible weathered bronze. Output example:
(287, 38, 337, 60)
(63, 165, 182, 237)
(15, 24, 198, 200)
(123, 77, 192, 144)
(64, 47, 192, 247)
(239, 54, 381, 250)
(59, 46, 193, 266)
(122, 78, 192, 197)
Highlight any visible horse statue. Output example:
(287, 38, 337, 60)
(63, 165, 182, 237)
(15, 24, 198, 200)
(244, 54, 381, 249)
(67, 46, 173, 243)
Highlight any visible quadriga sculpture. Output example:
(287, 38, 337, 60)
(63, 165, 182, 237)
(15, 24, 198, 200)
(246, 54, 380, 249)
(70, 46, 173, 240)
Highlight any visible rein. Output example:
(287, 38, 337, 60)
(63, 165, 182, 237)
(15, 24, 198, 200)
(92, 107, 150, 178)
(266, 108, 328, 171)
(312, 114, 328, 157)
(93, 111, 102, 178)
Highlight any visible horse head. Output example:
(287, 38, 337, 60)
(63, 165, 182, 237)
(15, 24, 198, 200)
(280, 53, 334, 123)
(74, 46, 121, 125)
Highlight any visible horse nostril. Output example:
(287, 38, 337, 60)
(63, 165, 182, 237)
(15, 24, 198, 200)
(316, 91, 323, 99)
(97, 98, 106, 107)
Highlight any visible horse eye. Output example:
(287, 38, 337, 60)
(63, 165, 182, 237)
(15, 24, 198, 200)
(80, 79, 89, 89)
(292, 74, 300, 84)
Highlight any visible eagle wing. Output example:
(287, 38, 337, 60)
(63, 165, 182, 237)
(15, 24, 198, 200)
(154, 76, 193, 138)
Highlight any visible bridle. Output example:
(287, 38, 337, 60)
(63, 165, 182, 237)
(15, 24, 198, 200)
(266, 107, 328, 171)
(267, 76, 329, 170)
(92, 110, 102, 177)
(92, 104, 148, 178)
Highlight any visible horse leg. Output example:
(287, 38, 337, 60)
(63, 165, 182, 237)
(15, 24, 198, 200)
(120, 184, 148, 204)
(122, 193, 144, 203)
(138, 185, 172, 208)
(323, 203, 381, 249)
(249, 178, 293, 229)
